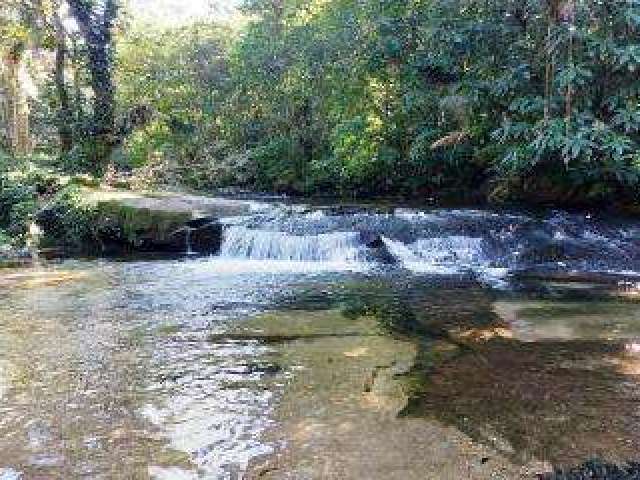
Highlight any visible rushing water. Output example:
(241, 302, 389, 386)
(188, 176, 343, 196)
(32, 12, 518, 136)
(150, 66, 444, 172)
(3, 201, 640, 479)
(215, 203, 640, 280)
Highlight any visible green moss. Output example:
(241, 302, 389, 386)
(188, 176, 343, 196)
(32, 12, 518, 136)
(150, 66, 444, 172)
(37, 185, 100, 250)
(95, 200, 190, 246)
(68, 174, 100, 188)
(38, 186, 192, 253)
(0, 229, 10, 246)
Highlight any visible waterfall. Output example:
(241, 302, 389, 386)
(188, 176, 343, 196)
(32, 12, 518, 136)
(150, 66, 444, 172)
(26, 222, 43, 264)
(185, 227, 195, 256)
(203, 203, 640, 279)
(219, 226, 365, 263)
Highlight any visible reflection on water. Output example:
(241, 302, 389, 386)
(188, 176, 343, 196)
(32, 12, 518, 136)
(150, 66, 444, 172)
(495, 298, 640, 342)
(0, 258, 366, 479)
(3, 257, 640, 478)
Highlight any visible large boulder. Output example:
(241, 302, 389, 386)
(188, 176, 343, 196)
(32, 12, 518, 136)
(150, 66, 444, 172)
(168, 218, 223, 255)
(37, 188, 227, 256)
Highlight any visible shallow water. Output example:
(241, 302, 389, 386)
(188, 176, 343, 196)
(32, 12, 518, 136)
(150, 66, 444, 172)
(4, 203, 640, 479)
(0, 258, 347, 479)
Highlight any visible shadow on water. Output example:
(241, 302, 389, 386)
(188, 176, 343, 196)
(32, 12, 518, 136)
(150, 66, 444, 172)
(345, 280, 640, 470)
(280, 276, 640, 471)
(402, 338, 640, 467)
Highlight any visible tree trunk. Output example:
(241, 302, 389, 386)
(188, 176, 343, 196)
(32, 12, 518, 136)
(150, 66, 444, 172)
(1, 52, 31, 156)
(544, 0, 561, 121)
(54, 11, 73, 154)
(67, 0, 118, 173)
(564, 0, 575, 138)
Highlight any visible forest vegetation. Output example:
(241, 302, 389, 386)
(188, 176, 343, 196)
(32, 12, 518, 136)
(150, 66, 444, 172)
(1, 0, 640, 247)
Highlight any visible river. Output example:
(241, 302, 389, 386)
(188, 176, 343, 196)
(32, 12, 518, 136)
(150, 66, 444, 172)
(2, 200, 640, 479)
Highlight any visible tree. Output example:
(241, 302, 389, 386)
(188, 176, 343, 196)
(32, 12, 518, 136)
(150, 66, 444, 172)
(53, 4, 73, 154)
(66, 0, 119, 172)
(0, 0, 35, 156)
(115, 21, 231, 186)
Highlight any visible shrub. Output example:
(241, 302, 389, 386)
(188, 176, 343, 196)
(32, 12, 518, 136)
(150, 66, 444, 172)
(0, 173, 38, 243)
(36, 185, 99, 250)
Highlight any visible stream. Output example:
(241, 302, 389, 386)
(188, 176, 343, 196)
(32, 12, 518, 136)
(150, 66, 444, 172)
(3, 200, 640, 479)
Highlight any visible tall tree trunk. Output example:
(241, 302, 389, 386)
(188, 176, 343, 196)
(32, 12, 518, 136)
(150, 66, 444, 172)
(0, 58, 14, 151)
(53, 11, 73, 155)
(1, 51, 31, 156)
(544, 0, 561, 121)
(564, 0, 575, 138)
(67, 0, 118, 173)
(544, 22, 553, 121)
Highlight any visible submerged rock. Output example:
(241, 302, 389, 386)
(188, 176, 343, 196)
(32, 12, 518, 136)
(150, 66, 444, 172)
(242, 307, 525, 480)
(513, 268, 640, 286)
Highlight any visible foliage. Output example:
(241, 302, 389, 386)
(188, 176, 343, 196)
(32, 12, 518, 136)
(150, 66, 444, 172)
(36, 184, 99, 250)
(115, 22, 231, 188)
(0, 155, 65, 246)
(0, 170, 38, 244)
(4, 0, 640, 206)
(211, 0, 640, 202)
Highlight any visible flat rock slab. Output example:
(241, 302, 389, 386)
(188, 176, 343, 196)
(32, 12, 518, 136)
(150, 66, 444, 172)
(233, 310, 543, 480)
(86, 190, 264, 219)
(0, 269, 88, 289)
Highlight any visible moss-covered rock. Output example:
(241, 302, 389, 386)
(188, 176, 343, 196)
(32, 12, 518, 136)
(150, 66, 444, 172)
(93, 200, 193, 252)
(37, 187, 223, 255)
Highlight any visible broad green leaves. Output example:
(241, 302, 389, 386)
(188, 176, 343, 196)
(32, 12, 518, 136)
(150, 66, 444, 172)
(107, 0, 640, 202)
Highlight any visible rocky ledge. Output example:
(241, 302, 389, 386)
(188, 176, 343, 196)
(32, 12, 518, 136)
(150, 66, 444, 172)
(35, 189, 252, 256)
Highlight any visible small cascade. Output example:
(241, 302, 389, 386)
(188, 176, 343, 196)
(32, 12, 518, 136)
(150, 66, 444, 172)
(219, 226, 365, 263)
(382, 236, 488, 274)
(411, 236, 486, 265)
(204, 200, 640, 279)
(185, 227, 196, 256)
(381, 237, 420, 264)
(26, 222, 43, 264)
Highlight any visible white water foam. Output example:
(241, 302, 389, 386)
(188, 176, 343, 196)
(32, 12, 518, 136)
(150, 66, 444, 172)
(214, 226, 369, 272)
(382, 236, 508, 284)
(207, 258, 369, 274)
(0, 469, 22, 480)
(382, 236, 485, 272)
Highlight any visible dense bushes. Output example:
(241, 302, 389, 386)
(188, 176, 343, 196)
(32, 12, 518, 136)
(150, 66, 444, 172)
(115, 23, 233, 190)
(0, 155, 79, 248)
(7, 1, 637, 207)
(0, 167, 39, 245)
(108, 0, 639, 205)
(35, 185, 99, 250)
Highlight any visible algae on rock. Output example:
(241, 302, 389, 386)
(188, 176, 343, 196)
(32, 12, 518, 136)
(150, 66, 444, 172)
(37, 187, 206, 254)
